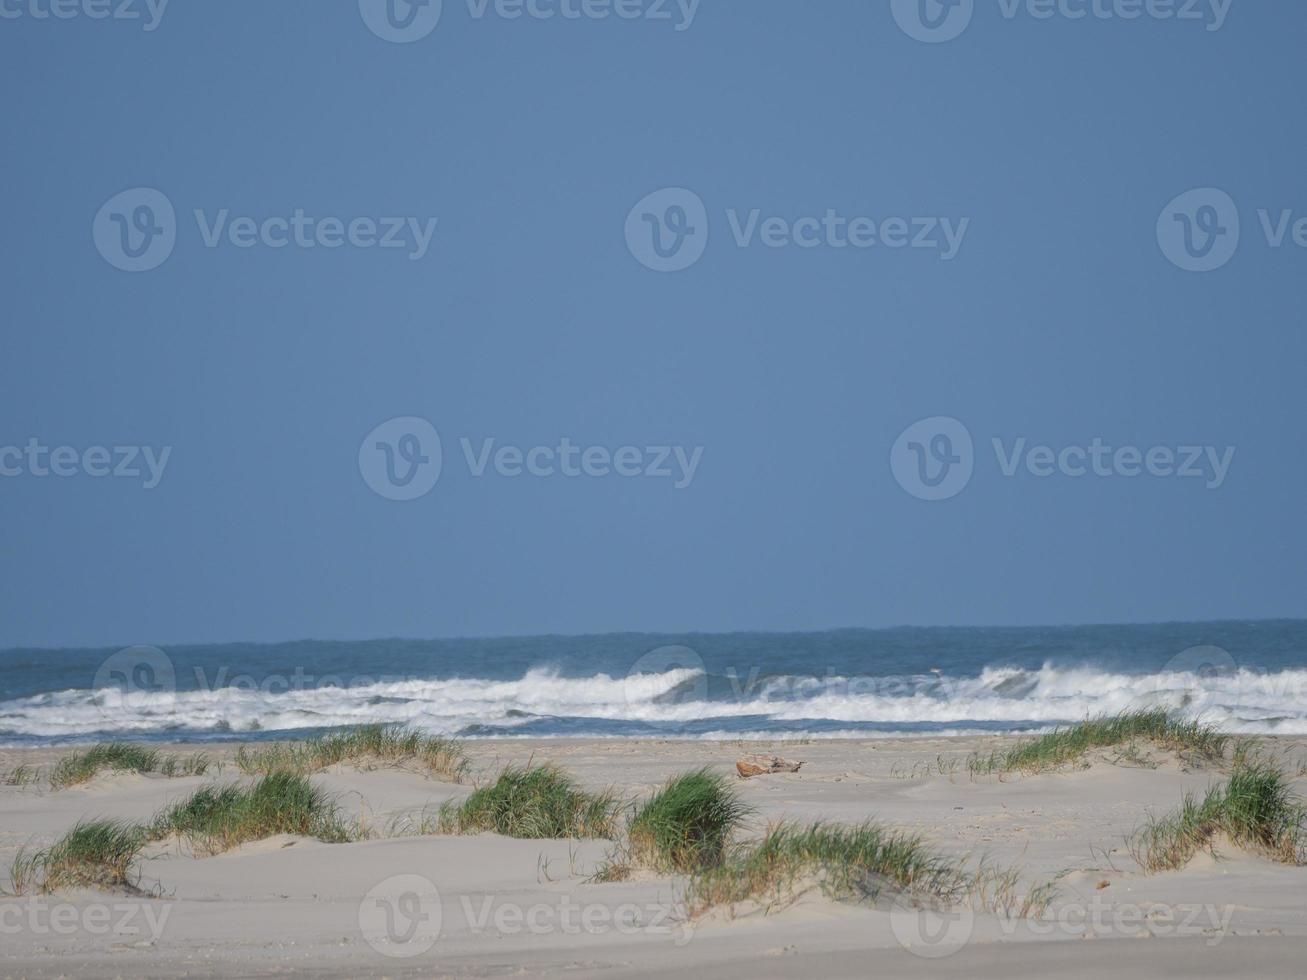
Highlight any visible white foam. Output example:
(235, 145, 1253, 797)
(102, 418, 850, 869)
(2, 663, 1306, 739)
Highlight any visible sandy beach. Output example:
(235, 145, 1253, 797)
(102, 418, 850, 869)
(2, 734, 1306, 978)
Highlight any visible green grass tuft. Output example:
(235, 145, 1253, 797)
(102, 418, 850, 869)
(681, 818, 1056, 920)
(48, 743, 210, 790)
(235, 724, 467, 782)
(151, 771, 353, 854)
(9, 819, 148, 894)
(439, 764, 619, 839)
(627, 768, 750, 873)
(968, 710, 1229, 776)
(2, 764, 42, 787)
(9, 773, 356, 893)
(686, 819, 972, 916)
(1131, 759, 1307, 872)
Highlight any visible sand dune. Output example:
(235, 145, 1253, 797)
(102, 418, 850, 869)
(2, 736, 1305, 977)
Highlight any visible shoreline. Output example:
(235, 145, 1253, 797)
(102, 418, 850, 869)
(6, 729, 1307, 759)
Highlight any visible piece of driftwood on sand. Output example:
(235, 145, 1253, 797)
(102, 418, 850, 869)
(736, 754, 803, 778)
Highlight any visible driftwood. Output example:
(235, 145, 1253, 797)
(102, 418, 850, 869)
(735, 754, 803, 779)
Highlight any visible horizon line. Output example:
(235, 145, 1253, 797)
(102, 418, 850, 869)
(3, 615, 1305, 655)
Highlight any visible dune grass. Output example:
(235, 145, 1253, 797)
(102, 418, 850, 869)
(2, 763, 41, 787)
(150, 771, 354, 854)
(685, 820, 972, 916)
(1131, 759, 1307, 872)
(47, 743, 211, 790)
(590, 768, 1054, 922)
(439, 763, 619, 839)
(627, 768, 750, 873)
(234, 724, 467, 782)
(9, 819, 149, 894)
(8, 772, 354, 893)
(681, 819, 1057, 920)
(967, 709, 1230, 776)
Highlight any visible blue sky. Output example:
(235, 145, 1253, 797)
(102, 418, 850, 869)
(1, 0, 1303, 648)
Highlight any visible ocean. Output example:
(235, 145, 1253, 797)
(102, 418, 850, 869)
(1, 620, 1305, 745)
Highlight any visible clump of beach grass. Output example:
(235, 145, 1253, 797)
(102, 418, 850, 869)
(439, 763, 619, 840)
(235, 724, 467, 782)
(627, 768, 750, 873)
(968, 709, 1229, 776)
(686, 820, 972, 917)
(381, 804, 443, 839)
(1131, 759, 1307, 872)
(157, 753, 212, 778)
(971, 858, 1062, 920)
(47, 743, 210, 790)
(2, 763, 42, 787)
(150, 771, 353, 854)
(580, 771, 1057, 921)
(682, 819, 1056, 921)
(46, 742, 209, 789)
(8, 773, 355, 893)
(51, 744, 158, 788)
(9, 819, 148, 894)
(891, 754, 965, 780)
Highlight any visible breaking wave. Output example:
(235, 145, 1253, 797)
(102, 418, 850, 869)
(2, 661, 1306, 743)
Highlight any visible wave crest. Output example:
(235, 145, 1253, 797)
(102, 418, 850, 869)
(2, 662, 1305, 740)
